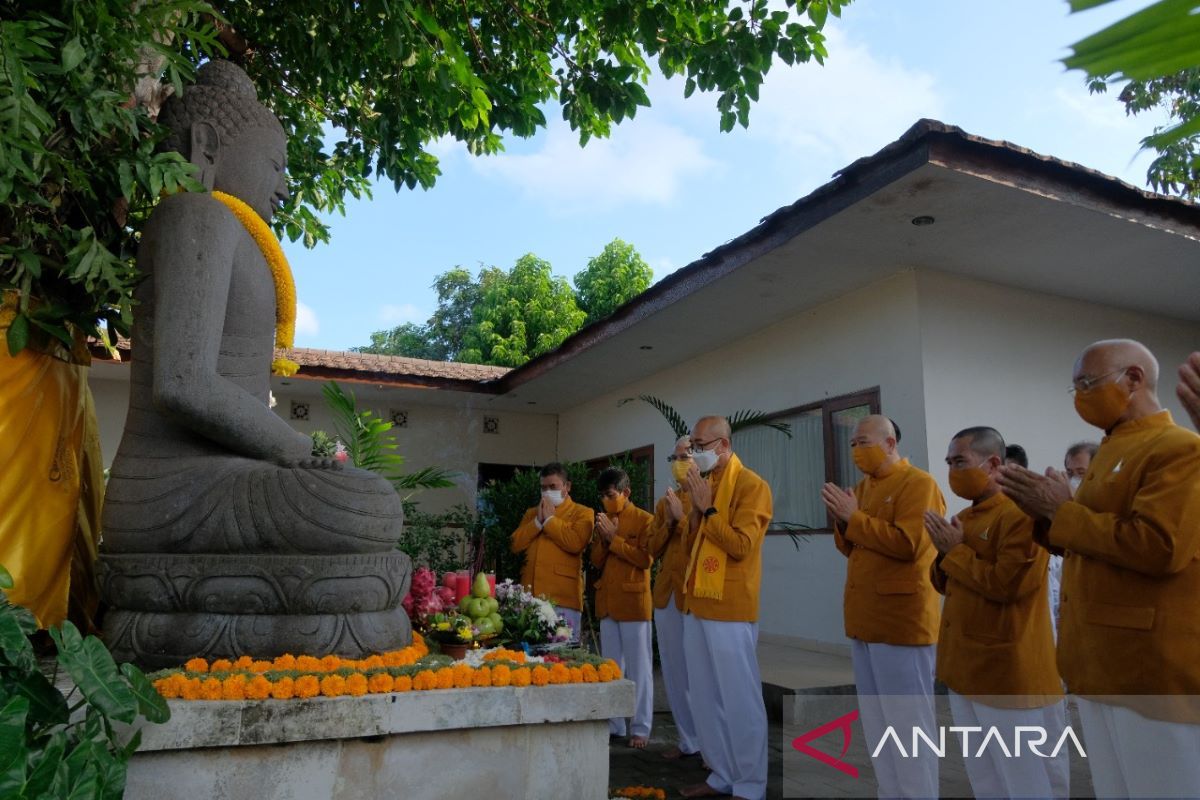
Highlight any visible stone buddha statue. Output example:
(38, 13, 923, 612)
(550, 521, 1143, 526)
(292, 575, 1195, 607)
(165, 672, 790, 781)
(99, 60, 411, 668)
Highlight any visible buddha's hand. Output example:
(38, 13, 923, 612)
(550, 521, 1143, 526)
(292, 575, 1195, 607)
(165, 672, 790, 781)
(278, 456, 346, 470)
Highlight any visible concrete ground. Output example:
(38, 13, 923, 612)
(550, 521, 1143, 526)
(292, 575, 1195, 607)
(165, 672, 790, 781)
(608, 640, 1096, 799)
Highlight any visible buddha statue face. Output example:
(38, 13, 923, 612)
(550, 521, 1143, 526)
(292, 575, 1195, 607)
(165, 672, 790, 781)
(210, 126, 289, 222)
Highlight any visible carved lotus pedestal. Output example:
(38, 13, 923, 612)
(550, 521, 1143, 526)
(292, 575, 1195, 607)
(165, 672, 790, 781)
(99, 551, 412, 669)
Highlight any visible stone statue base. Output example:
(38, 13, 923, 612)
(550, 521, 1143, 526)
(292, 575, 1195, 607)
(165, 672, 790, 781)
(98, 551, 412, 668)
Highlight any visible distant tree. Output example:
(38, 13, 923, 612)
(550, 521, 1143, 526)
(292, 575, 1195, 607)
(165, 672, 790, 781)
(574, 239, 654, 324)
(356, 322, 443, 360)
(459, 254, 586, 367)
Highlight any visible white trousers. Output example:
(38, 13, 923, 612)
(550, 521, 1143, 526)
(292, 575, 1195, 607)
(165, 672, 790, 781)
(599, 617, 654, 738)
(851, 639, 939, 800)
(1076, 697, 1200, 799)
(948, 690, 1069, 799)
(558, 607, 581, 640)
(653, 598, 700, 754)
(683, 615, 768, 800)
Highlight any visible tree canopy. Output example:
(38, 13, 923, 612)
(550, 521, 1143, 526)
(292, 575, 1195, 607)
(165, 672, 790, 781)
(574, 238, 653, 324)
(1, 0, 849, 355)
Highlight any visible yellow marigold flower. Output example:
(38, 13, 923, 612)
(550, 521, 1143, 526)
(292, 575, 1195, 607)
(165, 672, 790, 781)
(319, 655, 341, 672)
(581, 664, 599, 684)
(294, 675, 320, 699)
(345, 673, 368, 697)
(472, 666, 492, 687)
(210, 659, 234, 674)
(273, 654, 297, 671)
(320, 674, 347, 697)
(394, 675, 413, 693)
(270, 677, 295, 700)
(245, 676, 273, 700)
(367, 673, 394, 694)
(569, 667, 584, 684)
(549, 664, 570, 685)
(435, 667, 455, 690)
(184, 658, 209, 673)
(491, 664, 511, 687)
(200, 678, 223, 700)
(598, 663, 615, 682)
(511, 667, 531, 688)
(531, 666, 551, 687)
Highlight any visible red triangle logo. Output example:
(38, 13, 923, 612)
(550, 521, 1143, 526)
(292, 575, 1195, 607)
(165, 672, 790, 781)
(791, 709, 860, 778)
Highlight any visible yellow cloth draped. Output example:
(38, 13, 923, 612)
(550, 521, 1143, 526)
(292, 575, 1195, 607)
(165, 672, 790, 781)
(0, 294, 103, 629)
(683, 453, 744, 601)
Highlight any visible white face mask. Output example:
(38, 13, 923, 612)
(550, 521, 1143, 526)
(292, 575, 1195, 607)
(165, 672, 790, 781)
(542, 489, 564, 506)
(691, 448, 719, 473)
(1068, 476, 1082, 495)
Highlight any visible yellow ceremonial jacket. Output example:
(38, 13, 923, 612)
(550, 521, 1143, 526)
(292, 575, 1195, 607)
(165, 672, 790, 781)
(647, 491, 693, 611)
(681, 462, 773, 623)
(835, 459, 945, 646)
(1040, 410, 1200, 722)
(511, 497, 594, 611)
(932, 492, 1062, 707)
(591, 505, 654, 621)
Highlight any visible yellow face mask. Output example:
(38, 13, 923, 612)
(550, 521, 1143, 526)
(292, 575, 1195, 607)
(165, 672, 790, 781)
(1074, 380, 1131, 430)
(852, 444, 887, 476)
(949, 466, 991, 501)
(671, 460, 691, 484)
(602, 494, 627, 515)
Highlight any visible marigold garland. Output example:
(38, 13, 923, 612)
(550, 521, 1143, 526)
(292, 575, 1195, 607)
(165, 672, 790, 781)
(613, 787, 666, 800)
(210, 190, 299, 377)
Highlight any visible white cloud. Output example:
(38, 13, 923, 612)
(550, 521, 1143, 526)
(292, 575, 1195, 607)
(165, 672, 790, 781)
(745, 26, 944, 166)
(295, 301, 319, 337)
(650, 256, 675, 278)
(471, 118, 715, 211)
(378, 303, 426, 326)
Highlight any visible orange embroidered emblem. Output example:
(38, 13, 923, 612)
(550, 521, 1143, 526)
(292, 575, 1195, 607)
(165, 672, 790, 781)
(702, 556, 720, 574)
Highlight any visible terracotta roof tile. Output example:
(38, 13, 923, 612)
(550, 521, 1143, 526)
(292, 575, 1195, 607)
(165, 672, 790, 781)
(280, 348, 510, 382)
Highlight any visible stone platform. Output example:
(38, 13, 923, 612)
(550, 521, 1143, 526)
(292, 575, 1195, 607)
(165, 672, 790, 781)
(124, 680, 633, 800)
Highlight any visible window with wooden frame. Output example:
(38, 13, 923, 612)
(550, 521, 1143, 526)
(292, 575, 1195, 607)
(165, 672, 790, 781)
(730, 388, 881, 533)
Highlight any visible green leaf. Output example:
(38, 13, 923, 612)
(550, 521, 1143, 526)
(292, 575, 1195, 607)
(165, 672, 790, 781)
(7, 668, 69, 727)
(0, 564, 11, 590)
(120, 662, 170, 724)
(6, 314, 29, 356)
(0, 696, 29, 796)
(61, 37, 86, 71)
(24, 731, 67, 799)
(50, 622, 139, 724)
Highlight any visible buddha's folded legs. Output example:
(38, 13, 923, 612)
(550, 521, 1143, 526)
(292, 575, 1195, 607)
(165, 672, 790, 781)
(101, 455, 403, 554)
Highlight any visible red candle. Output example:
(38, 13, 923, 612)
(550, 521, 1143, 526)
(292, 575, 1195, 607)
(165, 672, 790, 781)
(454, 572, 471, 604)
(486, 572, 496, 596)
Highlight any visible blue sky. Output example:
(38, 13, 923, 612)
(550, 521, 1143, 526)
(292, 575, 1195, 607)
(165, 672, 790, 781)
(284, 0, 1165, 351)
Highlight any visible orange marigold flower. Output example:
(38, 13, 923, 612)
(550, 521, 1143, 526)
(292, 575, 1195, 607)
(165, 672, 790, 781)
(294, 675, 320, 699)
(453, 665, 474, 689)
(568, 667, 584, 684)
(295, 655, 322, 672)
(273, 654, 297, 671)
(320, 674, 347, 697)
(200, 677, 223, 700)
(413, 670, 436, 690)
(221, 678, 247, 701)
(382, 650, 408, 667)
(511, 667, 531, 687)
(598, 663, 615, 682)
(180, 678, 202, 700)
(270, 677, 295, 700)
(549, 664, 570, 685)
(346, 673, 368, 697)
(233, 655, 254, 669)
(362, 655, 385, 670)
(367, 673, 394, 693)
(184, 658, 208, 673)
(245, 676, 273, 700)
(609, 661, 622, 679)
(249, 660, 273, 673)
(394, 675, 413, 692)
(320, 655, 341, 672)
(435, 667, 455, 690)
(491, 664, 511, 687)
(531, 666, 551, 687)
(472, 666, 492, 687)
(154, 677, 179, 699)
(210, 659, 234, 674)
(412, 631, 425, 646)
(581, 664, 599, 683)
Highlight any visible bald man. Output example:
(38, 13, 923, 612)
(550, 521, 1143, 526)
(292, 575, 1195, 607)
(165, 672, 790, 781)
(925, 427, 1066, 800)
(821, 414, 945, 800)
(679, 416, 772, 800)
(999, 339, 1200, 799)
(646, 435, 701, 761)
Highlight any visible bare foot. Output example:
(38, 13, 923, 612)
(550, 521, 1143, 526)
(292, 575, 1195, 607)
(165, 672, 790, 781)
(628, 735, 648, 749)
(679, 782, 725, 798)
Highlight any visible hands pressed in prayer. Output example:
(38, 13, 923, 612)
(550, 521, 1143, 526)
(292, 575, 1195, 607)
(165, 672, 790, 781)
(664, 488, 684, 524)
(537, 496, 555, 524)
(595, 512, 617, 543)
(820, 483, 858, 525)
(686, 464, 713, 511)
(996, 464, 1073, 522)
(924, 511, 964, 554)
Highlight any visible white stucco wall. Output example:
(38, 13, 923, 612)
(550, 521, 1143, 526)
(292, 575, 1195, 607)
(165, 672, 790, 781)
(556, 271, 929, 647)
(916, 270, 1200, 517)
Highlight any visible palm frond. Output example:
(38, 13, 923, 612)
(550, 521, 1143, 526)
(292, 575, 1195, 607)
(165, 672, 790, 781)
(321, 381, 406, 476)
(392, 466, 460, 492)
(637, 394, 690, 438)
(727, 410, 792, 438)
(773, 520, 814, 551)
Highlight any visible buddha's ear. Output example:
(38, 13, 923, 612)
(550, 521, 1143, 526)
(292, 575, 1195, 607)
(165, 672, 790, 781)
(189, 121, 220, 190)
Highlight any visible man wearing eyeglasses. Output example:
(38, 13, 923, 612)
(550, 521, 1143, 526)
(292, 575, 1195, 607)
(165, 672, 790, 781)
(678, 416, 772, 800)
(647, 435, 702, 763)
(821, 414, 945, 800)
(999, 339, 1200, 798)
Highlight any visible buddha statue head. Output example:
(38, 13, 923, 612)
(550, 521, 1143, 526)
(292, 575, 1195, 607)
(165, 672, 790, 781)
(158, 60, 288, 222)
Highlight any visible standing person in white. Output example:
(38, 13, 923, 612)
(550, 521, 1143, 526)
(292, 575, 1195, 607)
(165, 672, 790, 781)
(678, 416, 772, 800)
(591, 466, 655, 748)
(647, 436, 702, 761)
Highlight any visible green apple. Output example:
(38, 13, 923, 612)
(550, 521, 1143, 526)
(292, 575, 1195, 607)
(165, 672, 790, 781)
(476, 617, 496, 636)
(458, 596, 472, 613)
(468, 597, 490, 620)
(472, 572, 491, 599)
(488, 613, 503, 632)
(485, 597, 499, 615)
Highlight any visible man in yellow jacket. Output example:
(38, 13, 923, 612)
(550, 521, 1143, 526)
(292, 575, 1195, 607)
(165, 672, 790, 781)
(592, 466, 655, 748)
(926, 426, 1067, 799)
(1000, 339, 1200, 799)
(647, 435, 701, 762)
(510, 462, 594, 638)
(679, 416, 772, 800)
(822, 414, 944, 800)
